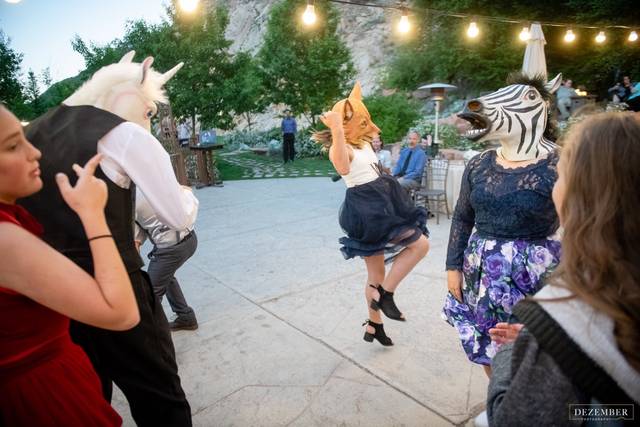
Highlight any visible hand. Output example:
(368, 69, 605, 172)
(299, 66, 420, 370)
(447, 270, 463, 303)
(56, 154, 108, 217)
(489, 322, 524, 345)
(319, 111, 342, 131)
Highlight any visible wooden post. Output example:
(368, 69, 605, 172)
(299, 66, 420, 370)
(157, 104, 189, 185)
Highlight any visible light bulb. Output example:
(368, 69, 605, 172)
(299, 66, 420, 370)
(564, 29, 576, 43)
(398, 14, 410, 33)
(519, 27, 531, 42)
(5, 0, 23, 3)
(178, 0, 199, 12)
(595, 31, 606, 44)
(629, 31, 638, 42)
(467, 22, 479, 38)
(302, 4, 316, 25)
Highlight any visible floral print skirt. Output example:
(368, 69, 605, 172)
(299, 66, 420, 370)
(441, 232, 561, 365)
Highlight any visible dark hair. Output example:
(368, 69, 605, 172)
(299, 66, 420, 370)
(553, 112, 640, 372)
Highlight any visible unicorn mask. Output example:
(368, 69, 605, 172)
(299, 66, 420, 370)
(314, 82, 381, 148)
(459, 73, 562, 161)
(64, 51, 183, 131)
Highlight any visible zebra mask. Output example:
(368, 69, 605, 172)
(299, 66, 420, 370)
(459, 73, 562, 161)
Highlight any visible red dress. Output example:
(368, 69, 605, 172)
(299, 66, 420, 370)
(0, 203, 121, 426)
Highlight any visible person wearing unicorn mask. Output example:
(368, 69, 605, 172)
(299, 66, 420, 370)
(442, 73, 563, 376)
(314, 82, 429, 347)
(19, 51, 194, 426)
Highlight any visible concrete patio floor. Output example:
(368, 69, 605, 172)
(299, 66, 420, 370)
(113, 177, 487, 427)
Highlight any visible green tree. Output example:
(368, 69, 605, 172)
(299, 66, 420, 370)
(161, 4, 239, 130)
(41, 67, 53, 88)
(24, 69, 44, 119)
(364, 93, 422, 143)
(258, 0, 355, 125)
(229, 52, 268, 130)
(0, 32, 28, 118)
(386, 0, 640, 98)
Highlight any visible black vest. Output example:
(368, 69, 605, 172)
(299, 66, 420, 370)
(19, 105, 143, 274)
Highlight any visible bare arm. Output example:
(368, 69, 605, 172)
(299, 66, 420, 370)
(322, 111, 352, 175)
(0, 155, 139, 330)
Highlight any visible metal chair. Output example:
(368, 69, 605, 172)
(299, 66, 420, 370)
(414, 159, 450, 224)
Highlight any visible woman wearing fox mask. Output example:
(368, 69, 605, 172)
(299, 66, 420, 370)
(315, 82, 429, 346)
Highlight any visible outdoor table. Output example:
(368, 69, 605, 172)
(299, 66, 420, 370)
(189, 143, 224, 188)
(446, 160, 466, 212)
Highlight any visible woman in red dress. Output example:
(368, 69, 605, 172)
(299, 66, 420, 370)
(0, 105, 139, 426)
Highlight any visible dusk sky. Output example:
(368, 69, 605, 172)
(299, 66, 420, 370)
(1, 0, 169, 86)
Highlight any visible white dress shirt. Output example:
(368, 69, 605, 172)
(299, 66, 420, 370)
(96, 121, 198, 231)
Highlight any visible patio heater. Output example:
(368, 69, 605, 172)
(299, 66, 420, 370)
(417, 83, 457, 156)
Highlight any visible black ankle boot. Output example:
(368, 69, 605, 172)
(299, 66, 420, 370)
(369, 284, 406, 322)
(362, 320, 393, 346)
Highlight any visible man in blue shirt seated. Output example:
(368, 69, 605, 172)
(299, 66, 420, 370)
(393, 130, 427, 191)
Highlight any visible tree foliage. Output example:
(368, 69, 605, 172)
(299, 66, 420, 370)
(258, 0, 355, 124)
(363, 93, 422, 143)
(0, 32, 29, 118)
(67, 4, 264, 130)
(386, 0, 640, 98)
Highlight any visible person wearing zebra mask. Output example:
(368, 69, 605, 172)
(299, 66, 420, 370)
(442, 72, 564, 377)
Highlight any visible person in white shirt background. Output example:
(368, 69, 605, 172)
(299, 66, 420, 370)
(372, 134, 392, 174)
(135, 187, 199, 331)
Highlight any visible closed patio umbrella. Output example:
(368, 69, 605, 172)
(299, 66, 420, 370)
(522, 23, 547, 80)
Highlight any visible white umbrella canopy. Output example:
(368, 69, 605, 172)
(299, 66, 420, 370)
(522, 23, 547, 80)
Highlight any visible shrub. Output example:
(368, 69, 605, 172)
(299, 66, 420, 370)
(412, 119, 484, 151)
(364, 93, 422, 143)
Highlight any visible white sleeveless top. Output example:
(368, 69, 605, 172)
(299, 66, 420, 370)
(342, 144, 379, 188)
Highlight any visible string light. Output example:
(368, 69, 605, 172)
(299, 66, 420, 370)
(398, 8, 410, 33)
(564, 29, 576, 43)
(178, 0, 199, 13)
(519, 26, 531, 42)
(292, 1, 633, 46)
(466, 21, 479, 38)
(302, 1, 317, 26)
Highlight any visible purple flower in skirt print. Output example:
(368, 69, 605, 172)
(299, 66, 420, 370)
(529, 246, 555, 268)
(457, 323, 475, 341)
(512, 268, 534, 291)
(488, 280, 511, 304)
(485, 253, 510, 280)
(514, 240, 528, 252)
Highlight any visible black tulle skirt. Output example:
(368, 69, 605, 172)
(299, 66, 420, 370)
(339, 174, 429, 261)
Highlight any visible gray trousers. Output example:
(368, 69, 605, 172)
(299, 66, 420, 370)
(397, 177, 421, 191)
(147, 230, 198, 321)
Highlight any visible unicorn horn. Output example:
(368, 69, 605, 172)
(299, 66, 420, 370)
(160, 63, 184, 85)
(119, 50, 136, 63)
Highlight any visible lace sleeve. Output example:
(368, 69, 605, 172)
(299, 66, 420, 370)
(445, 156, 479, 270)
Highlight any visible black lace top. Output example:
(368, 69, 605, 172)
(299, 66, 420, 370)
(446, 150, 560, 270)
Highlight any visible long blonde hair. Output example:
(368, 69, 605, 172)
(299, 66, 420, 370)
(553, 112, 640, 371)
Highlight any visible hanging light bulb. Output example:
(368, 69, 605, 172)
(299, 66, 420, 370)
(564, 29, 576, 43)
(302, 1, 317, 26)
(398, 9, 410, 33)
(595, 31, 606, 44)
(519, 26, 531, 42)
(178, 0, 199, 13)
(467, 21, 479, 38)
(629, 31, 638, 42)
